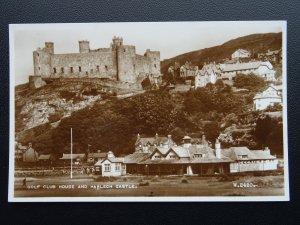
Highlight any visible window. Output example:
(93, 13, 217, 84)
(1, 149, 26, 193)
(154, 155, 161, 159)
(53, 68, 56, 73)
(97, 65, 100, 71)
(104, 164, 110, 172)
(169, 155, 176, 159)
(38, 67, 40, 70)
(194, 154, 203, 158)
(37, 53, 39, 57)
(79, 66, 82, 72)
(70, 67, 73, 73)
(105, 65, 108, 71)
(240, 155, 248, 159)
(154, 58, 156, 60)
(154, 64, 157, 68)
(115, 163, 121, 172)
(61, 67, 64, 74)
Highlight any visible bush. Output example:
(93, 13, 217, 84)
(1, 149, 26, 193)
(139, 181, 149, 186)
(181, 176, 188, 183)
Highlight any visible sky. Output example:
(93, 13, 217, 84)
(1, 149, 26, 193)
(10, 21, 284, 85)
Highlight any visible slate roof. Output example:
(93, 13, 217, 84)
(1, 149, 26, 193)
(220, 61, 273, 72)
(87, 152, 107, 158)
(222, 147, 276, 160)
(139, 158, 190, 165)
(38, 154, 51, 160)
(253, 86, 282, 100)
(60, 153, 86, 160)
(124, 153, 150, 164)
(94, 157, 124, 166)
(135, 135, 175, 147)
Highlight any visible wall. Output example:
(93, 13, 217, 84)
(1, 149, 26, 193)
(51, 50, 117, 79)
(101, 160, 123, 177)
(230, 159, 278, 173)
(254, 97, 281, 110)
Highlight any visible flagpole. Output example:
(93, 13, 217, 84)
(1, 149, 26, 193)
(71, 127, 73, 179)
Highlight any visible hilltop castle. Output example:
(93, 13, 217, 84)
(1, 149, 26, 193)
(31, 36, 160, 86)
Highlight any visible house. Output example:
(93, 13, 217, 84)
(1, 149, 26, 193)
(258, 49, 282, 64)
(87, 151, 108, 164)
(23, 143, 39, 163)
(195, 63, 220, 88)
(126, 135, 279, 176)
(15, 142, 27, 161)
(222, 146, 278, 173)
(59, 153, 86, 165)
(137, 137, 232, 175)
(94, 151, 126, 177)
(219, 61, 276, 81)
(38, 154, 55, 162)
(179, 61, 198, 79)
(135, 133, 176, 153)
(253, 85, 282, 110)
(231, 49, 251, 59)
(124, 152, 150, 174)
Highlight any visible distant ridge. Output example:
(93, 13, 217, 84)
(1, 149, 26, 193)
(161, 32, 282, 74)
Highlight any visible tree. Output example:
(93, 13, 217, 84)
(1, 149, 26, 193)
(234, 73, 266, 92)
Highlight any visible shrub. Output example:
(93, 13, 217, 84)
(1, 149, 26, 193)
(181, 176, 188, 183)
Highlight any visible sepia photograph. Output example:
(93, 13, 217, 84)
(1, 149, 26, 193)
(9, 21, 288, 202)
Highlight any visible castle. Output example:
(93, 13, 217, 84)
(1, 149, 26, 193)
(32, 36, 160, 84)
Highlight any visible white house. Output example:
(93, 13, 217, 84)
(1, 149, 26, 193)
(253, 85, 282, 110)
(222, 147, 278, 173)
(219, 61, 276, 81)
(195, 63, 219, 88)
(231, 49, 251, 59)
(94, 151, 126, 177)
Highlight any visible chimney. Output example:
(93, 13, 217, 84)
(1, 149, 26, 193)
(183, 136, 192, 148)
(202, 135, 208, 146)
(107, 151, 114, 158)
(215, 139, 221, 159)
(264, 146, 270, 155)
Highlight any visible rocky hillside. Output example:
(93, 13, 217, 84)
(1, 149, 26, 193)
(161, 32, 282, 75)
(15, 79, 128, 142)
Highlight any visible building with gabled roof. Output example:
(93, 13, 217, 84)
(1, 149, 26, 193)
(219, 61, 276, 81)
(135, 133, 176, 153)
(94, 153, 126, 177)
(231, 49, 251, 59)
(253, 84, 282, 110)
(222, 146, 278, 173)
(87, 151, 108, 164)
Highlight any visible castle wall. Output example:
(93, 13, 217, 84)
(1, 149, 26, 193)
(50, 50, 117, 79)
(135, 54, 150, 76)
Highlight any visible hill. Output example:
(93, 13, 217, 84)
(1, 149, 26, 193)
(161, 32, 282, 74)
(16, 80, 283, 157)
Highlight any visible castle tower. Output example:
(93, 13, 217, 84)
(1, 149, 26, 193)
(112, 36, 123, 50)
(116, 44, 136, 83)
(79, 40, 90, 53)
(44, 42, 54, 54)
(144, 49, 160, 75)
(215, 139, 221, 159)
